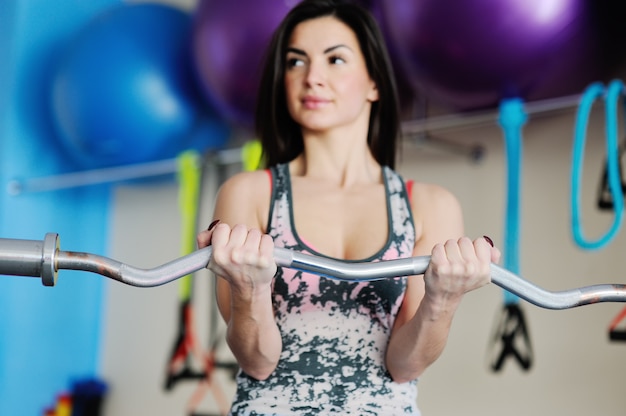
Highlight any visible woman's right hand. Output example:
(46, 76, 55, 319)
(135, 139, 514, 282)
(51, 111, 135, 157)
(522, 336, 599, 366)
(198, 221, 277, 292)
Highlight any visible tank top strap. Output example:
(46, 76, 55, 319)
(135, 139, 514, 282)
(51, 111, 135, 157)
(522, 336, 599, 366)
(381, 166, 416, 260)
(267, 163, 301, 250)
(267, 163, 415, 259)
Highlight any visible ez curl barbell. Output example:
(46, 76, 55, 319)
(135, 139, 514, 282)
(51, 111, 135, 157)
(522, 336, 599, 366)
(1, 233, 625, 310)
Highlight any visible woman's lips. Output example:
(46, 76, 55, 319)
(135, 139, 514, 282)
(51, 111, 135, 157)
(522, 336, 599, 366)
(302, 96, 330, 109)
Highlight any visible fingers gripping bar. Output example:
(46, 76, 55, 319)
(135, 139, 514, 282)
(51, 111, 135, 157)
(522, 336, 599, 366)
(2, 233, 626, 310)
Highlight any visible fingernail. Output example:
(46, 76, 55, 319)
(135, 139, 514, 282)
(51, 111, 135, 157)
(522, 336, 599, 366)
(208, 219, 220, 231)
(483, 235, 494, 247)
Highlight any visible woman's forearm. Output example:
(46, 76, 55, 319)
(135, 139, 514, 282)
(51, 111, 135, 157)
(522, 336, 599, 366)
(385, 295, 461, 383)
(226, 284, 282, 380)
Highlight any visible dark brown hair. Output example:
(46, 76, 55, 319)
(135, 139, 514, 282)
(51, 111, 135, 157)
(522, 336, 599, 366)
(255, 0, 401, 169)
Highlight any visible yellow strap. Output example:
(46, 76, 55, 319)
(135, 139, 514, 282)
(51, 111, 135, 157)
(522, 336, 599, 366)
(241, 139, 263, 171)
(176, 150, 202, 299)
(175, 142, 260, 299)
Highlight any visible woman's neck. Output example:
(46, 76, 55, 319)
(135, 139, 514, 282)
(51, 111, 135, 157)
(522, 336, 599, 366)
(290, 146, 382, 188)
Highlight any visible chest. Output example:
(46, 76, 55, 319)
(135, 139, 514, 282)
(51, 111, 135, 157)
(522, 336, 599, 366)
(290, 180, 389, 260)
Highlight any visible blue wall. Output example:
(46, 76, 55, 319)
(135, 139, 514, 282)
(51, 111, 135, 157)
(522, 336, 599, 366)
(0, 0, 119, 414)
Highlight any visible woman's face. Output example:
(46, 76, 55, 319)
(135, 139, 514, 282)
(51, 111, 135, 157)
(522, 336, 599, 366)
(284, 16, 378, 135)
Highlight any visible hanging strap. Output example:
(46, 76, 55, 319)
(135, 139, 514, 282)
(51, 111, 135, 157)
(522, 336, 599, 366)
(488, 98, 533, 372)
(597, 142, 626, 210)
(488, 303, 534, 371)
(571, 80, 625, 250)
(177, 150, 203, 299)
(609, 306, 626, 341)
(241, 139, 263, 171)
(497, 98, 527, 305)
(164, 150, 204, 391)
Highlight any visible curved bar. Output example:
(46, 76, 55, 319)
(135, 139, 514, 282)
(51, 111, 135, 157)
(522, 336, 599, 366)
(285, 250, 626, 309)
(2, 234, 626, 309)
(55, 246, 213, 288)
(488, 265, 626, 309)
(52, 245, 626, 309)
(285, 250, 431, 281)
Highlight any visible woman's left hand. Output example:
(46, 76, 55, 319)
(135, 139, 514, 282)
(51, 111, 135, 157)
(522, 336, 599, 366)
(423, 236, 501, 305)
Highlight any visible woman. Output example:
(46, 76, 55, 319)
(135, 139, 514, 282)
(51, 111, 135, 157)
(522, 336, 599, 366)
(197, 0, 500, 414)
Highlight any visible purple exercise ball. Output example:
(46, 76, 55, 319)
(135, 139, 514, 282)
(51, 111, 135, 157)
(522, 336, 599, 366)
(192, 0, 295, 127)
(377, 0, 608, 111)
(367, 0, 420, 117)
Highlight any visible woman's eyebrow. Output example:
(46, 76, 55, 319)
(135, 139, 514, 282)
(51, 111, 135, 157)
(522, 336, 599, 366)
(323, 44, 352, 54)
(286, 44, 353, 56)
(286, 47, 307, 56)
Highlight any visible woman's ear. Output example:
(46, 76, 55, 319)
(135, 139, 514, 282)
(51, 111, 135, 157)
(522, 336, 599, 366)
(367, 82, 379, 102)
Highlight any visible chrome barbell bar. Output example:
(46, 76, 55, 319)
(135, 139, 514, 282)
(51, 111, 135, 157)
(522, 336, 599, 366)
(2, 233, 625, 310)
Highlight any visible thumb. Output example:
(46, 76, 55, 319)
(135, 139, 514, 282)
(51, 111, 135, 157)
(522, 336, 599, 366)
(197, 219, 220, 249)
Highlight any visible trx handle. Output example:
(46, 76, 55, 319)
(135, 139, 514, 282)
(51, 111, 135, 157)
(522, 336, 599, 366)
(1, 233, 626, 310)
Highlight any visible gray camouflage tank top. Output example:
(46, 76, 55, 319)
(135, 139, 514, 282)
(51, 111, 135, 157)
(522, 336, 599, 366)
(229, 163, 420, 415)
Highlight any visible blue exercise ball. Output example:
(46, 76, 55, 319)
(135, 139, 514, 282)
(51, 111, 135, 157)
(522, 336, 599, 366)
(51, 3, 228, 168)
(377, 0, 617, 111)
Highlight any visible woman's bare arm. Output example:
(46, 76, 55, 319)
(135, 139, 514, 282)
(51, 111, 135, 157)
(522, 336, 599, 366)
(385, 182, 499, 382)
(197, 171, 281, 380)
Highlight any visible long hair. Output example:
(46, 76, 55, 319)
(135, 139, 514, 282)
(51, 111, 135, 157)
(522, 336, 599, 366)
(255, 0, 401, 169)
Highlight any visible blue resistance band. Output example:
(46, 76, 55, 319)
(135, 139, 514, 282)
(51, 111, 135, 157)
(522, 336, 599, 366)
(489, 98, 533, 373)
(498, 98, 528, 305)
(571, 80, 625, 250)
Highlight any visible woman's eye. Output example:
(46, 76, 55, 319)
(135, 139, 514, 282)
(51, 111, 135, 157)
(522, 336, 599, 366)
(329, 56, 346, 65)
(286, 57, 304, 68)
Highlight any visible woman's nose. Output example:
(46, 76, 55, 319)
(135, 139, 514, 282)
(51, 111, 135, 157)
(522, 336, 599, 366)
(304, 60, 325, 87)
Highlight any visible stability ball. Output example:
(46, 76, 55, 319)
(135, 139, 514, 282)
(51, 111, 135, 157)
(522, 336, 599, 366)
(367, 0, 419, 116)
(51, 3, 226, 168)
(377, 0, 611, 111)
(191, 0, 294, 127)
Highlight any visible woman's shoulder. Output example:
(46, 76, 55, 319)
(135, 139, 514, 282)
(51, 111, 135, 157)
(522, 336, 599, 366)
(218, 169, 272, 201)
(407, 179, 462, 214)
(217, 170, 272, 209)
(214, 169, 272, 226)
(222, 168, 270, 186)
(405, 179, 464, 244)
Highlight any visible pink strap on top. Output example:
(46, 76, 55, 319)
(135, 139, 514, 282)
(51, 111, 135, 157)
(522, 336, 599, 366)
(266, 169, 273, 193)
(406, 179, 414, 203)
